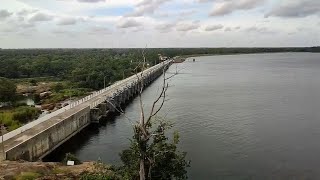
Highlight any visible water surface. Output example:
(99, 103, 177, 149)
(48, 53, 320, 179)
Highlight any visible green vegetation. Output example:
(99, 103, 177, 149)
(1, 48, 319, 91)
(0, 106, 41, 131)
(117, 121, 190, 180)
(0, 77, 16, 102)
(44, 87, 90, 104)
(63, 153, 82, 165)
(80, 161, 119, 180)
(15, 172, 41, 180)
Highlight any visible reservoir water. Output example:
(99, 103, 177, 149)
(47, 53, 320, 179)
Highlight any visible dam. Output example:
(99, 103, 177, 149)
(0, 60, 172, 161)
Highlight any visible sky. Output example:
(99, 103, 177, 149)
(0, 0, 319, 48)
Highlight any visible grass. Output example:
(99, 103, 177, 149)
(44, 88, 91, 104)
(0, 106, 41, 131)
(52, 167, 71, 174)
(15, 172, 41, 180)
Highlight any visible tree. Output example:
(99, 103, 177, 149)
(119, 120, 189, 180)
(117, 51, 189, 180)
(0, 77, 16, 102)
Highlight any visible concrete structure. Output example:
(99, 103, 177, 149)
(0, 60, 172, 161)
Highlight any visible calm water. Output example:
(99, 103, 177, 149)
(48, 53, 320, 179)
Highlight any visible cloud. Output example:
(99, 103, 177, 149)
(29, 12, 53, 22)
(224, 27, 231, 32)
(117, 18, 142, 28)
(89, 26, 112, 35)
(0, 9, 13, 19)
(20, 23, 35, 28)
(205, 24, 223, 31)
(17, 9, 38, 16)
(57, 17, 77, 25)
(179, 10, 197, 17)
(127, 0, 171, 17)
(245, 26, 274, 34)
(209, 0, 265, 16)
(155, 22, 175, 33)
(77, 0, 105, 3)
(176, 22, 199, 31)
(265, 0, 320, 18)
(0, 27, 17, 33)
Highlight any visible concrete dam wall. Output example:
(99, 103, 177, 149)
(1, 60, 172, 161)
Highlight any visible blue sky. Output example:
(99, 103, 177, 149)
(0, 0, 319, 48)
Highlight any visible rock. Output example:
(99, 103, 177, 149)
(55, 103, 62, 109)
(39, 91, 52, 99)
(41, 104, 55, 111)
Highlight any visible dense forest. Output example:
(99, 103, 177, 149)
(0, 47, 319, 90)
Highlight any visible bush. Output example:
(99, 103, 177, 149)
(0, 111, 21, 131)
(33, 94, 41, 104)
(52, 83, 64, 93)
(29, 79, 37, 86)
(63, 153, 82, 165)
(12, 106, 41, 123)
(15, 172, 40, 180)
(80, 161, 120, 180)
(13, 102, 28, 107)
(80, 173, 115, 180)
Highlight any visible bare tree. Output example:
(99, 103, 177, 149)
(133, 50, 180, 180)
(109, 50, 187, 179)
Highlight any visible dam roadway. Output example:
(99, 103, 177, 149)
(0, 60, 172, 161)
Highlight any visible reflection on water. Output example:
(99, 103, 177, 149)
(46, 53, 320, 179)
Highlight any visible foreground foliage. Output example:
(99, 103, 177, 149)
(118, 120, 190, 180)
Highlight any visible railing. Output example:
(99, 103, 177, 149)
(0, 60, 172, 143)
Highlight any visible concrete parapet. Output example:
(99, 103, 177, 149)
(5, 107, 90, 161)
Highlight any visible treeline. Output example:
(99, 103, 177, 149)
(0, 47, 319, 90)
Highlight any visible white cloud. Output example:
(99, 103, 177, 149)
(176, 22, 200, 31)
(117, 18, 143, 28)
(224, 27, 232, 32)
(57, 17, 78, 25)
(210, 0, 265, 16)
(205, 24, 223, 31)
(265, 0, 320, 18)
(0, 9, 13, 19)
(77, 0, 105, 3)
(127, 0, 172, 17)
(29, 12, 54, 22)
(88, 26, 112, 35)
(245, 26, 274, 34)
(155, 22, 176, 33)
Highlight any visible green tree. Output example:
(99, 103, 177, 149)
(119, 121, 190, 180)
(0, 77, 16, 102)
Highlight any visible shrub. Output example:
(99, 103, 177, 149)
(12, 106, 41, 123)
(15, 172, 40, 180)
(33, 94, 41, 104)
(63, 153, 82, 165)
(80, 173, 115, 180)
(52, 83, 64, 93)
(29, 79, 37, 86)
